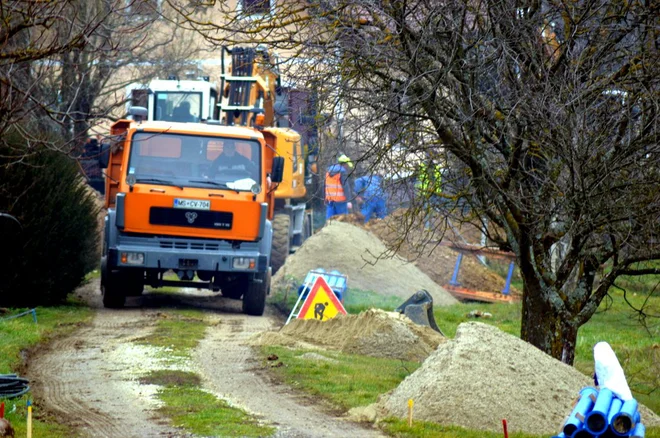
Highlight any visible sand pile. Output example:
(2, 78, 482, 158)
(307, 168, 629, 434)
(372, 322, 660, 435)
(272, 221, 458, 307)
(359, 210, 517, 294)
(251, 309, 446, 362)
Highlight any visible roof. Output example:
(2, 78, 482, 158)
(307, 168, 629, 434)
(134, 121, 263, 139)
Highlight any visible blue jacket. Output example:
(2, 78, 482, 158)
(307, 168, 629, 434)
(354, 175, 384, 201)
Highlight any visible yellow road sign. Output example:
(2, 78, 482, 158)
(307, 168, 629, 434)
(297, 276, 347, 321)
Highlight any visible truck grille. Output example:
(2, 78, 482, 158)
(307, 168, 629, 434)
(150, 207, 233, 230)
(159, 241, 220, 251)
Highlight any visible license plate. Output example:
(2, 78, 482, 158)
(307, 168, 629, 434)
(179, 258, 198, 268)
(173, 198, 210, 210)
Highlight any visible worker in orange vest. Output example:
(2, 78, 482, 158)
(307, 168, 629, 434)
(325, 154, 354, 219)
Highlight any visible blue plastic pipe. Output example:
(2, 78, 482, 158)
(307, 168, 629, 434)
(631, 423, 646, 438)
(551, 433, 566, 438)
(607, 398, 623, 426)
(585, 388, 614, 434)
(611, 398, 639, 436)
(572, 427, 596, 437)
(563, 387, 599, 437)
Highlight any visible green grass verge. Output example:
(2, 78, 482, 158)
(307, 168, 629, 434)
(268, 275, 403, 315)
(135, 310, 208, 359)
(0, 301, 92, 438)
(378, 418, 546, 438)
(261, 345, 419, 410)
(142, 369, 273, 437)
(136, 311, 275, 436)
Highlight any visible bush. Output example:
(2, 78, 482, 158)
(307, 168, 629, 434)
(0, 131, 100, 306)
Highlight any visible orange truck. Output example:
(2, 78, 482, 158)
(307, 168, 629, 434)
(98, 46, 313, 314)
(98, 116, 285, 315)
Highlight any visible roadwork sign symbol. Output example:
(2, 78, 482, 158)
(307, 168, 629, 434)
(297, 276, 347, 321)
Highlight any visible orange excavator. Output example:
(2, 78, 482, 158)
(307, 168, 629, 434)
(98, 46, 312, 314)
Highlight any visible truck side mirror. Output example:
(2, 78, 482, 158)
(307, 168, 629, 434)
(271, 156, 285, 183)
(99, 143, 110, 169)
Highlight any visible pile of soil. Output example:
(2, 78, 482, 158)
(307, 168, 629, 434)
(251, 309, 446, 362)
(356, 210, 517, 294)
(371, 322, 660, 435)
(272, 221, 458, 307)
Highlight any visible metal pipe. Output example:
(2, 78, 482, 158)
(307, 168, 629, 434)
(563, 387, 598, 437)
(585, 388, 614, 434)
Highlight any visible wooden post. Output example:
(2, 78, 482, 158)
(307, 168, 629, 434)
(27, 400, 32, 438)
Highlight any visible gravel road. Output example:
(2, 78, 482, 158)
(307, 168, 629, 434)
(26, 279, 385, 438)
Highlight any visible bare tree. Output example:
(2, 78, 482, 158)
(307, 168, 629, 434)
(0, 0, 205, 156)
(169, 0, 660, 364)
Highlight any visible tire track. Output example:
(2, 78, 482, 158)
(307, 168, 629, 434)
(28, 300, 188, 438)
(195, 309, 386, 438)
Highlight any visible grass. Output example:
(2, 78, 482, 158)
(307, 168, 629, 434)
(268, 275, 404, 315)
(140, 370, 274, 437)
(135, 310, 275, 436)
(135, 309, 208, 359)
(261, 346, 420, 410)
(0, 300, 92, 438)
(267, 270, 660, 437)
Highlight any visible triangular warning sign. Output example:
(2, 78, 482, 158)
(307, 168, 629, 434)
(297, 276, 347, 321)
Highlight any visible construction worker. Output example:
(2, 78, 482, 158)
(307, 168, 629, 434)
(415, 158, 444, 228)
(354, 173, 387, 223)
(324, 154, 353, 219)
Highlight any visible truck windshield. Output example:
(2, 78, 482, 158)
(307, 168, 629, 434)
(128, 132, 261, 191)
(154, 92, 202, 123)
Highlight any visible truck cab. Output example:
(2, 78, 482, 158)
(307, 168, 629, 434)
(99, 116, 284, 315)
(126, 78, 220, 123)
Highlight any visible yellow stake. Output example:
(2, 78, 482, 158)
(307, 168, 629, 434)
(407, 399, 414, 427)
(27, 403, 32, 438)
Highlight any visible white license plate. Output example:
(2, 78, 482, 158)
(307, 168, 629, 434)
(173, 198, 211, 210)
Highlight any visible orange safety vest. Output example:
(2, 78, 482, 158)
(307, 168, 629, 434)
(325, 171, 346, 202)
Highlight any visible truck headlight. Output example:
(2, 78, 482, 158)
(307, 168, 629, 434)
(121, 252, 145, 265)
(233, 257, 256, 270)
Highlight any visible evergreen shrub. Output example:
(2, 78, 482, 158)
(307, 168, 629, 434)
(0, 130, 100, 306)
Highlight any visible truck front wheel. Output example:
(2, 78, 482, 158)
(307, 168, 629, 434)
(242, 272, 269, 316)
(101, 256, 126, 308)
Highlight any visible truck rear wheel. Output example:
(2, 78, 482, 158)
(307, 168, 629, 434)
(271, 213, 290, 274)
(242, 273, 269, 316)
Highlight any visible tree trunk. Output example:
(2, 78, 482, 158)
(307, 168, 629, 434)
(520, 279, 579, 364)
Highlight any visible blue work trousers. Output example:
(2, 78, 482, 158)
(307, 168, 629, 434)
(326, 201, 348, 219)
(362, 198, 387, 223)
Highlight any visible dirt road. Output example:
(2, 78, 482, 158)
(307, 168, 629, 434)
(27, 279, 385, 438)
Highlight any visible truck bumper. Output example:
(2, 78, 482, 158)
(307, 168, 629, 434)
(108, 234, 268, 273)
(104, 208, 272, 274)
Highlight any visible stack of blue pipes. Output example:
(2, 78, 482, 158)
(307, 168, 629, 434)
(553, 386, 646, 438)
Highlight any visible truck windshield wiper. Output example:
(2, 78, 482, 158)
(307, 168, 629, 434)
(135, 178, 183, 190)
(188, 180, 239, 193)
(188, 179, 230, 188)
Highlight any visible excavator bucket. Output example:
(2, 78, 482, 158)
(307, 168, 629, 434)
(395, 289, 444, 335)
